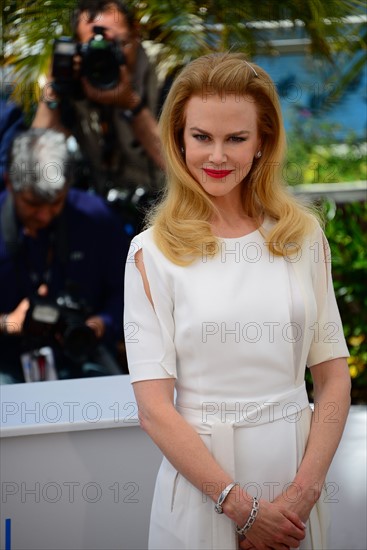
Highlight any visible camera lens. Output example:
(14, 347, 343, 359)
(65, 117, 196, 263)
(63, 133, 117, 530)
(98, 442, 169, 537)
(82, 36, 122, 90)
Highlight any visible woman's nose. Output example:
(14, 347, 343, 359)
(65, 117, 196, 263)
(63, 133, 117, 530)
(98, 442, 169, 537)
(209, 143, 227, 164)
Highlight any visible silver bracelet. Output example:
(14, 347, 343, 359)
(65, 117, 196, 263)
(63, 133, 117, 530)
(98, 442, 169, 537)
(214, 482, 239, 514)
(236, 496, 260, 536)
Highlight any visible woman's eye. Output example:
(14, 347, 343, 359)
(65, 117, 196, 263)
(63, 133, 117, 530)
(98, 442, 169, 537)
(191, 134, 246, 143)
(193, 134, 209, 141)
(229, 136, 246, 143)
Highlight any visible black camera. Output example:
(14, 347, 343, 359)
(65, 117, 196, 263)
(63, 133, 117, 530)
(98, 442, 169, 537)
(106, 186, 160, 236)
(23, 291, 97, 364)
(52, 25, 125, 94)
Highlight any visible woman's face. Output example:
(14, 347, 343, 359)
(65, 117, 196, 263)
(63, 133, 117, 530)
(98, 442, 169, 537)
(183, 94, 261, 202)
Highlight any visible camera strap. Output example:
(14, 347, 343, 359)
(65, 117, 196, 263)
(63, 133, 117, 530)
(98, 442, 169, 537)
(100, 106, 118, 170)
(25, 213, 69, 290)
(1, 193, 69, 291)
(0, 193, 21, 258)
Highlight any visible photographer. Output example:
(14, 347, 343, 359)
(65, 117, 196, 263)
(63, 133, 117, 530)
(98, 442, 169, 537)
(0, 97, 27, 192)
(32, 0, 165, 226)
(0, 128, 128, 384)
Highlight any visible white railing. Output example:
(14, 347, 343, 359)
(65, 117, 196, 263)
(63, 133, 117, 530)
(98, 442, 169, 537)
(290, 180, 367, 203)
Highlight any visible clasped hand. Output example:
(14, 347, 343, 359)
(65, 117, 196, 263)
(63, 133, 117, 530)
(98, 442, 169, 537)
(236, 498, 306, 550)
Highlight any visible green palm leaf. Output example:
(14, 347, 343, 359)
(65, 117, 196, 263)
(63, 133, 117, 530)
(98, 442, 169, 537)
(2, 0, 366, 112)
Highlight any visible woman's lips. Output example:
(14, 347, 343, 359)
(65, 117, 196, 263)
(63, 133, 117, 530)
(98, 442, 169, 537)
(203, 168, 233, 179)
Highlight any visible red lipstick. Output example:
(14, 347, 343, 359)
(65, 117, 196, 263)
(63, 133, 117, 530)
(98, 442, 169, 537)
(203, 168, 233, 179)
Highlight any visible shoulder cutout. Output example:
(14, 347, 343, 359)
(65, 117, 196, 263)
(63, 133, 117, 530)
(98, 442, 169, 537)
(134, 248, 154, 307)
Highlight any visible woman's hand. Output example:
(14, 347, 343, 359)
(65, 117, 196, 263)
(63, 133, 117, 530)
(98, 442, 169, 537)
(272, 481, 320, 524)
(239, 539, 255, 549)
(243, 499, 306, 550)
(223, 490, 306, 550)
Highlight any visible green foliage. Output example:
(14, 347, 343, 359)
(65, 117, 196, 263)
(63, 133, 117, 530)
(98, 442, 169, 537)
(3, 0, 366, 111)
(286, 116, 367, 400)
(304, 200, 367, 402)
(324, 200, 367, 398)
(286, 119, 367, 184)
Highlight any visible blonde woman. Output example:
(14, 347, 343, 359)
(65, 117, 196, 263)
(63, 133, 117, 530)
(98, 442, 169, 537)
(124, 53, 351, 550)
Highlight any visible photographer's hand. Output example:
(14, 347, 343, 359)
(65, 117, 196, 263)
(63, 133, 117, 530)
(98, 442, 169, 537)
(81, 65, 137, 109)
(1, 285, 49, 335)
(2, 298, 30, 334)
(81, 65, 165, 169)
(86, 316, 105, 339)
(32, 74, 69, 134)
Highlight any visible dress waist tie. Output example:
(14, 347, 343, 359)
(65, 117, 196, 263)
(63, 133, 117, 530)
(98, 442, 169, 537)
(176, 383, 310, 550)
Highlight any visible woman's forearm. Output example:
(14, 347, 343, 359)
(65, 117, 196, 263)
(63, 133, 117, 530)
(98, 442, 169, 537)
(280, 358, 351, 518)
(296, 358, 350, 491)
(135, 380, 237, 507)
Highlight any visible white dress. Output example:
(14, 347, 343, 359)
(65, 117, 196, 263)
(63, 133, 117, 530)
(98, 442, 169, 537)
(124, 219, 349, 550)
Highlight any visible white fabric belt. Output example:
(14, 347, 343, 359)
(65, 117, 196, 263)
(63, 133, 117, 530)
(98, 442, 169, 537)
(176, 383, 310, 550)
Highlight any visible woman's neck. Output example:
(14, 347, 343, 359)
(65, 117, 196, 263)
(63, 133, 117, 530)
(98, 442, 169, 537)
(210, 195, 260, 238)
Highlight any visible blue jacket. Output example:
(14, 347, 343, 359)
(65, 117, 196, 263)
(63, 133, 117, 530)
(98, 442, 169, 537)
(0, 188, 129, 363)
(0, 99, 27, 191)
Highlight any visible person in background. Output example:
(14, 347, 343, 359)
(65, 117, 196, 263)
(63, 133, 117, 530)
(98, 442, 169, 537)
(0, 128, 128, 384)
(32, 0, 165, 233)
(124, 53, 351, 549)
(0, 97, 27, 192)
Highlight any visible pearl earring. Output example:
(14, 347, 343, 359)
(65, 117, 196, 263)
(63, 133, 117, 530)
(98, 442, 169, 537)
(255, 151, 262, 159)
(181, 147, 185, 154)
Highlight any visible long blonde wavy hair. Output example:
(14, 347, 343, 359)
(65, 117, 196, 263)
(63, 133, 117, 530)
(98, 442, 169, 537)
(148, 52, 318, 265)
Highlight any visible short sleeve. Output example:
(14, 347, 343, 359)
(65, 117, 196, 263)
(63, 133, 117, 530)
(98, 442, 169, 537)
(123, 231, 177, 383)
(307, 228, 350, 367)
